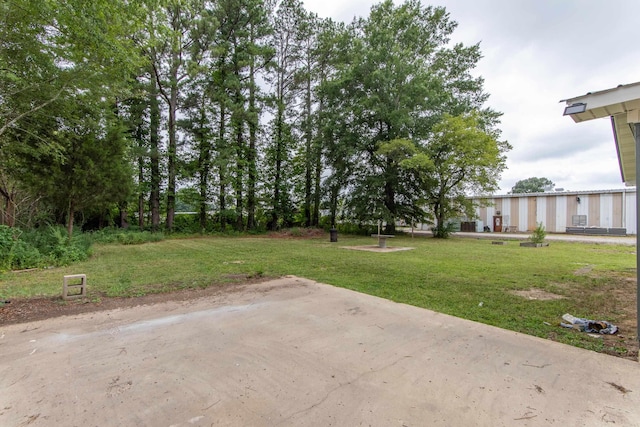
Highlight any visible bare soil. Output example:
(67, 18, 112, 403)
(0, 277, 269, 326)
(510, 289, 566, 301)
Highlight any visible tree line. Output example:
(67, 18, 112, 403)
(0, 0, 511, 238)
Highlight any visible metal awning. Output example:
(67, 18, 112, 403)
(561, 81, 640, 186)
(562, 81, 640, 358)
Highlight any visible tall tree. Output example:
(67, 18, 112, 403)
(121, 77, 151, 229)
(264, 0, 307, 230)
(323, 0, 496, 233)
(146, 0, 206, 231)
(295, 10, 323, 227)
(511, 177, 555, 194)
(149, 69, 163, 231)
(401, 113, 510, 238)
(1, 0, 143, 234)
(15, 99, 133, 238)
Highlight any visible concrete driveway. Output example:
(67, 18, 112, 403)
(1, 277, 639, 426)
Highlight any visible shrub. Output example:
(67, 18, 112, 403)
(173, 214, 200, 234)
(432, 222, 458, 239)
(0, 226, 43, 270)
(336, 222, 377, 236)
(9, 240, 43, 269)
(530, 222, 547, 244)
(0, 225, 95, 270)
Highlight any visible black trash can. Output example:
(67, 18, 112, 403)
(330, 228, 338, 243)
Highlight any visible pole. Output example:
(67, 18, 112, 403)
(635, 122, 640, 361)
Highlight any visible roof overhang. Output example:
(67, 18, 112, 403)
(561, 81, 640, 186)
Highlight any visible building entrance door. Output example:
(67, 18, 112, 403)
(493, 216, 503, 232)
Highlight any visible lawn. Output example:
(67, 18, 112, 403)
(0, 233, 636, 358)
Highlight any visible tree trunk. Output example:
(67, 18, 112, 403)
(246, 45, 257, 231)
(67, 199, 75, 241)
(234, 125, 244, 231)
(165, 72, 178, 232)
(303, 69, 313, 227)
(329, 184, 338, 228)
(197, 101, 210, 231)
(384, 168, 396, 234)
(138, 158, 145, 229)
(270, 107, 284, 231)
(0, 187, 16, 227)
(136, 115, 146, 229)
(312, 144, 322, 227)
(149, 72, 161, 232)
(119, 202, 128, 228)
(218, 104, 227, 230)
(233, 61, 245, 231)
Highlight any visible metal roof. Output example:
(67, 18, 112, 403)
(561, 82, 640, 186)
(471, 188, 636, 199)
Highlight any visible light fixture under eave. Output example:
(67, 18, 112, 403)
(563, 103, 587, 115)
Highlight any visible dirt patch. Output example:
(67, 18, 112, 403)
(341, 245, 415, 253)
(510, 289, 565, 301)
(0, 277, 271, 326)
(573, 265, 594, 275)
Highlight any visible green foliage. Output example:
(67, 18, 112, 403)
(172, 214, 201, 234)
(530, 222, 547, 244)
(0, 225, 94, 270)
(320, 1, 502, 234)
(400, 113, 510, 238)
(511, 177, 555, 194)
(90, 228, 165, 245)
(431, 222, 458, 239)
(2, 0, 508, 247)
(336, 222, 378, 236)
(0, 226, 40, 271)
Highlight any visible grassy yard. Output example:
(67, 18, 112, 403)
(0, 234, 636, 357)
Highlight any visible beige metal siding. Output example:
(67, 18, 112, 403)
(510, 198, 519, 230)
(588, 194, 600, 226)
(566, 196, 578, 225)
(613, 193, 623, 228)
(527, 197, 537, 231)
(479, 206, 487, 224)
(494, 199, 502, 214)
(546, 197, 556, 232)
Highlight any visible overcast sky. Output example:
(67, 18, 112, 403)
(302, 0, 639, 194)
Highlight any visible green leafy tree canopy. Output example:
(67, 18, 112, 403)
(511, 177, 555, 194)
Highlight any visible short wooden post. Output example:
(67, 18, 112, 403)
(63, 274, 87, 300)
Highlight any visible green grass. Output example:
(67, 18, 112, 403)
(0, 234, 636, 354)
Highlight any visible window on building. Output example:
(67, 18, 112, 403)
(572, 215, 587, 226)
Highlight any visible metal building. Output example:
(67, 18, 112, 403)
(471, 188, 637, 235)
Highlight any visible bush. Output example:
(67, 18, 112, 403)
(0, 226, 43, 271)
(173, 214, 201, 234)
(432, 222, 457, 239)
(0, 225, 96, 271)
(9, 240, 43, 269)
(530, 222, 547, 244)
(336, 222, 378, 236)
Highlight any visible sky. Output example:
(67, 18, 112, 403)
(302, 0, 640, 194)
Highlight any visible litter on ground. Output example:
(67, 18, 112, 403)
(560, 313, 618, 334)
